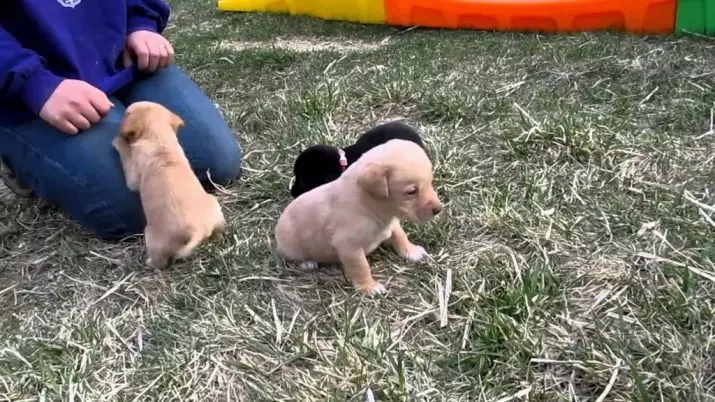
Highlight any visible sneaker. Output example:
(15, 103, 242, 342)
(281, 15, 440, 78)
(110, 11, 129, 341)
(0, 158, 34, 198)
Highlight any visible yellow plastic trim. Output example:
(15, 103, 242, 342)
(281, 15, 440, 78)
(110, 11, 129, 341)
(216, 0, 386, 25)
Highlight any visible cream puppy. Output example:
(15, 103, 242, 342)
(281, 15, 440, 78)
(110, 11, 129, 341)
(113, 101, 226, 269)
(275, 139, 442, 294)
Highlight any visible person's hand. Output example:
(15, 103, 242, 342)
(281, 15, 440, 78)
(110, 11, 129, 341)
(39, 79, 113, 135)
(123, 30, 175, 73)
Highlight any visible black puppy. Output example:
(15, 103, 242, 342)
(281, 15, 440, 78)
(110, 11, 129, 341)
(290, 120, 425, 198)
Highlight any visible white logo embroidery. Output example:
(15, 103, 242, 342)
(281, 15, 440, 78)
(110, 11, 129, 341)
(58, 0, 81, 8)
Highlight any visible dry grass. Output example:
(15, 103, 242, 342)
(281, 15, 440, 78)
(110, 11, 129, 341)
(2, 1, 715, 401)
(218, 37, 386, 53)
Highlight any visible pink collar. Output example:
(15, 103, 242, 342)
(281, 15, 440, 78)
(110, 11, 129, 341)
(337, 148, 348, 171)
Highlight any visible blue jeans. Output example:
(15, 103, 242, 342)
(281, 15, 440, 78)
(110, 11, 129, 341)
(0, 65, 241, 240)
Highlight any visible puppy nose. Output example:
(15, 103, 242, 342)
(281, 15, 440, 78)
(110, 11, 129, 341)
(432, 205, 442, 215)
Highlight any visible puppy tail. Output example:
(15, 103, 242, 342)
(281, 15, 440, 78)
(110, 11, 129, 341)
(174, 231, 204, 259)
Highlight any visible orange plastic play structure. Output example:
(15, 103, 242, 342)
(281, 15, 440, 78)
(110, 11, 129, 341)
(383, 0, 676, 34)
(218, 0, 683, 35)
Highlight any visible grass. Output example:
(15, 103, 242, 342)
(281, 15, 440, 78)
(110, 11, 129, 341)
(2, 1, 715, 400)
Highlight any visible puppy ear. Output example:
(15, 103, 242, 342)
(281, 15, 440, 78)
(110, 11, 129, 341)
(290, 180, 304, 198)
(169, 113, 185, 133)
(118, 115, 142, 143)
(358, 162, 390, 199)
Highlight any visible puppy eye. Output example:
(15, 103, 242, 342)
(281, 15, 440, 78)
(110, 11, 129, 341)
(406, 187, 419, 195)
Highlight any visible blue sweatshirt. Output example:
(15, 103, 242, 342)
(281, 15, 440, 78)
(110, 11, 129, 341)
(0, 0, 170, 124)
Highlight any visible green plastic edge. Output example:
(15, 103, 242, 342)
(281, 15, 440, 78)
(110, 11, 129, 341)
(675, 0, 715, 34)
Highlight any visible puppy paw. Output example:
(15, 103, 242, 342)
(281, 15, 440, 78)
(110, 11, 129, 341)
(146, 257, 161, 269)
(358, 281, 388, 296)
(146, 256, 169, 270)
(299, 261, 319, 270)
(403, 244, 429, 262)
(371, 282, 388, 295)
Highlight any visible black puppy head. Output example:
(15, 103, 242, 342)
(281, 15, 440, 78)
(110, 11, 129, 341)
(290, 145, 344, 198)
(351, 120, 426, 157)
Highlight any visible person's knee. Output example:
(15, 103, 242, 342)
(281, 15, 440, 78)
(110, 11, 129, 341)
(205, 137, 242, 186)
(181, 114, 242, 186)
(193, 114, 242, 186)
(76, 189, 145, 240)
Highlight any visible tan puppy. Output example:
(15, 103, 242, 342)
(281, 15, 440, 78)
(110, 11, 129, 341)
(275, 139, 442, 294)
(113, 101, 226, 269)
